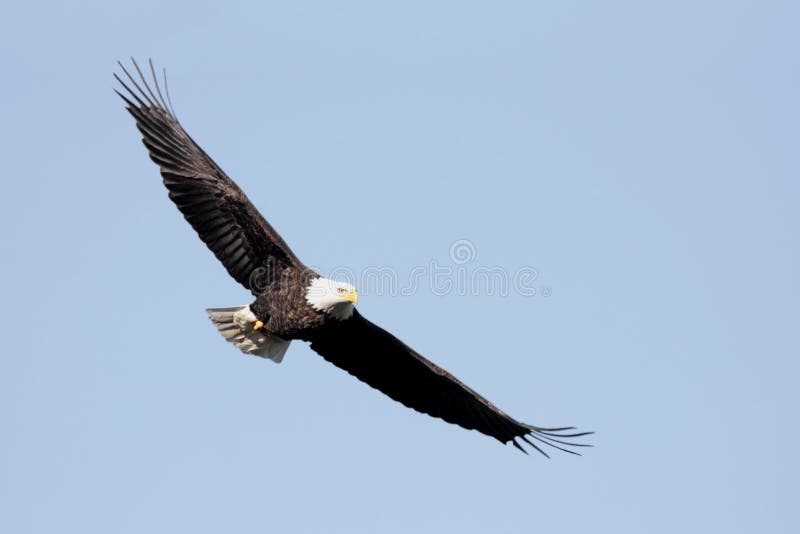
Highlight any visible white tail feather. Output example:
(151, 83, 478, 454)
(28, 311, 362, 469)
(206, 306, 290, 363)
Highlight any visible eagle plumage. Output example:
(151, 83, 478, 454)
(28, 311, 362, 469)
(116, 59, 592, 456)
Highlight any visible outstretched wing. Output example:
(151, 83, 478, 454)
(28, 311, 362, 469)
(309, 311, 592, 456)
(115, 59, 305, 294)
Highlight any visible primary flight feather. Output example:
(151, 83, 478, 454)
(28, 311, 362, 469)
(116, 59, 592, 456)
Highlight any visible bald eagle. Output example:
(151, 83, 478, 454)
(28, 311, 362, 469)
(115, 59, 591, 456)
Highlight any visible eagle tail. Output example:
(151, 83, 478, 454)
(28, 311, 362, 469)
(206, 306, 290, 363)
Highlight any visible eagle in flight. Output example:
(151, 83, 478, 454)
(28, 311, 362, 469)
(115, 59, 592, 456)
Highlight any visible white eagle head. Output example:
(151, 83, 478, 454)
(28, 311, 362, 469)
(305, 277, 358, 320)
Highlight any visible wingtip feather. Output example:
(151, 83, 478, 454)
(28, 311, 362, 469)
(509, 424, 594, 457)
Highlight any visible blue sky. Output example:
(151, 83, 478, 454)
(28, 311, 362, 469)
(1, 1, 798, 532)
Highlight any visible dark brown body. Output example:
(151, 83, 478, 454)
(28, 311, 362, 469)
(249, 268, 329, 341)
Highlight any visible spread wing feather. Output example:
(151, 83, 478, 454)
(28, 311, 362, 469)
(309, 311, 592, 456)
(115, 59, 304, 293)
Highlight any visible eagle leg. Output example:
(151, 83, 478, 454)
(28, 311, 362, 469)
(253, 320, 271, 336)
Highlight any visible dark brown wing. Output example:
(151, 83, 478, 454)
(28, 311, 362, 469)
(309, 310, 592, 456)
(115, 59, 304, 294)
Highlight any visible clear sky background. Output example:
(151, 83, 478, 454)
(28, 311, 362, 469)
(1, 1, 798, 533)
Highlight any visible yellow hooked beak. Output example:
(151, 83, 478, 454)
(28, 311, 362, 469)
(343, 289, 358, 303)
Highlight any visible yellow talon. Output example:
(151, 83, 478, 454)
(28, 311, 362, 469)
(253, 320, 264, 331)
